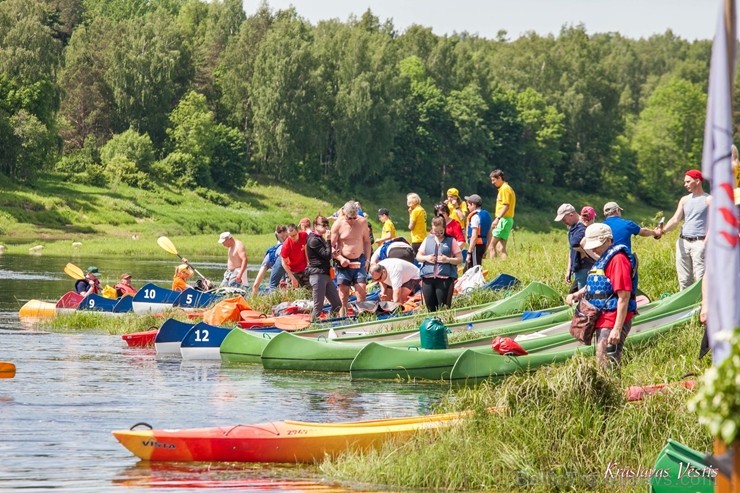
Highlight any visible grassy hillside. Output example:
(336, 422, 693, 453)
(0, 172, 670, 259)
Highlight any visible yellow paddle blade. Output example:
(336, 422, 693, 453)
(64, 263, 85, 280)
(0, 362, 16, 379)
(157, 236, 179, 256)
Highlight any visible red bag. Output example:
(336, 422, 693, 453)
(491, 336, 528, 356)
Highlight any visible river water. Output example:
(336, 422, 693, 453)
(0, 254, 446, 492)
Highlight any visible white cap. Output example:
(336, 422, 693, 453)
(554, 203, 576, 221)
(582, 223, 613, 250)
(218, 232, 231, 244)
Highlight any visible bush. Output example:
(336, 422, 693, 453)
(194, 187, 231, 206)
(103, 155, 149, 187)
(100, 129, 156, 173)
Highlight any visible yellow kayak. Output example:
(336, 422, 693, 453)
(18, 299, 57, 318)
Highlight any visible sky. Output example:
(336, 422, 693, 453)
(242, 0, 724, 41)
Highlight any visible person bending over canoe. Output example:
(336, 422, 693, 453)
(218, 232, 248, 288)
(251, 224, 288, 296)
(369, 258, 421, 304)
(75, 266, 101, 297)
(115, 273, 137, 297)
(172, 264, 193, 292)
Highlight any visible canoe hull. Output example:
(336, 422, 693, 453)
(113, 412, 463, 463)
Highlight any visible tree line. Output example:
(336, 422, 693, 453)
(0, 0, 731, 207)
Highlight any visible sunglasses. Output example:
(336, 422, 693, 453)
(346, 216, 358, 221)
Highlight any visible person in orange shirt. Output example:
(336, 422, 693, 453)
(172, 264, 193, 292)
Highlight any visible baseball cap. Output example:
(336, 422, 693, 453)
(378, 208, 390, 216)
(554, 203, 576, 221)
(447, 188, 460, 197)
(120, 273, 132, 280)
(582, 223, 613, 250)
(218, 232, 231, 244)
(685, 169, 703, 181)
(464, 194, 482, 206)
(603, 201, 622, 215)
(86, 266, 100, 274)
(580, 206, 596, 221)
(176, 264, 193, 275)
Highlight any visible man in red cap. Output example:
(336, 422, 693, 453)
(656, 169, 710, 290)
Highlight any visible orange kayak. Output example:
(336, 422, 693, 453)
(113, 411, 465, 463)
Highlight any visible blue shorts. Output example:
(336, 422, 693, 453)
(335, 255, 368, 286)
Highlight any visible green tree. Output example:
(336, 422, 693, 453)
(105, 10, 193, 144)
(632, 78, 706, 205)
(249, 9, 319, 180)
(210, 123, 247, 190)
(57, 18, 115, 150)
(7, 109, 55, 182)
(100, 128, 155, 172)
(164, 91, 216, 187)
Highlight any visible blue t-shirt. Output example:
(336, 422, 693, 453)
(604, 216, 641, 252)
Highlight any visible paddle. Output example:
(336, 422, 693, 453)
(273, 314, 312, 332)
(64, 263, 85, 280)
(156, 236, 210, 282)
(0, 362, 16, 379)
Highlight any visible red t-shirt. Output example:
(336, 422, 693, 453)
(280, 231, 308, 272)
(445, 220, 465, 244)
(595, 253, 634, 329)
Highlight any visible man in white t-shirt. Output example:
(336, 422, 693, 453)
(369, 258, 420, 303)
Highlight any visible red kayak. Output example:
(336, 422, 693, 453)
(625, 380, 695, 401)
(122, 329, 158, 348)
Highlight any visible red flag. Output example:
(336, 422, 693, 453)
(701, 0, 740, 364)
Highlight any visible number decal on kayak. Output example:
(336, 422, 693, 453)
(186, 294, 193, 305)
(88, 299, 95, 308)
(143, 288, 156, 299)
(286, 430, 308, 435)
(194, 329, 210, 342)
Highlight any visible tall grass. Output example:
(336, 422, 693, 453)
(321, 318, 711, 492)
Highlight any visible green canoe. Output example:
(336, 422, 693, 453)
(350, 303, 696, 381)
(220, 329, 277, 364)
(650, 439, 714, 493)
(291, 281, 561, 340)
(347, 282, 700, 381)
(448, 304, 698, 384)
(260, 282, 566, 372)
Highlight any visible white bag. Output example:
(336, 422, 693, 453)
(454, 265, 486, 294)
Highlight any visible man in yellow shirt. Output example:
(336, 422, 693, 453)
(488, 169, 516, 259)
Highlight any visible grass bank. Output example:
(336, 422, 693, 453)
(0, 173, 668, 262)
(321, 317, 711, 492)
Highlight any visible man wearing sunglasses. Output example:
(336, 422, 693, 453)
(331, 201, 372, 316)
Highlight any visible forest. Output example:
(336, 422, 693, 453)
(0, 0, 731, 208)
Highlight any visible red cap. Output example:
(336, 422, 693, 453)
(685, 169, 703, 181)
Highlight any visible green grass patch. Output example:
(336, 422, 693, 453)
(321, 317, 711, 492)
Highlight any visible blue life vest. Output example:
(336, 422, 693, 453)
(585, 244, 637, 312)
(377, 237, 411, 261)
(466, 210, 493, 246)
(419, 235, 457, 278)
(265, 243, 282, 267)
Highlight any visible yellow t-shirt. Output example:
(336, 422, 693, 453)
(734, 160, 740, 188)
(447, 201, 467, 228)
(382, 219, 397, 239)
(495, 182, 516, 218)
(409, 205, 427, 243)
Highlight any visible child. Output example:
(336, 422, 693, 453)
(172, 264, 193, 292)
